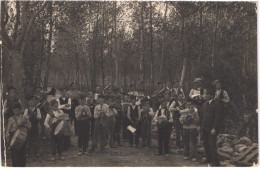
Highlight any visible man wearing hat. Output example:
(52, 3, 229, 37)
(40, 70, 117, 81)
(213, 80, 230, 103)
(200, 88, 224, 166)
(189, 78, 206, 120)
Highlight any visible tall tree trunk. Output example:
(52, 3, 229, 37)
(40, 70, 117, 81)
(179, 15, 186, 88)
(43, 2, 53, 91)
(139, 2, 145, 83)
(92, 11, 99, 89)
(211, 4, 219, 69)
(150, 1, 154, 94)
(198, 4, 203, 65)
(114, 2, 119, 86)
(101, 3, 106, 89)
(159, 3, 168, 80)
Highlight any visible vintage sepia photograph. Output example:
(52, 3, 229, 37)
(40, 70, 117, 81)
(0, 0, 258, 167)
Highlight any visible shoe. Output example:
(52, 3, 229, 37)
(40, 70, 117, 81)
(184, 156, 190, 160)
(78, 152, 82, 156)
(192, 158, 197, 162)
(50, 157, 55, 161)
(165, 154, 170, 157)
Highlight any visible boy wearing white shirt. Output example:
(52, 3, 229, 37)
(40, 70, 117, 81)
(153, 98, 173, 156)
(89, 95, 109, 152)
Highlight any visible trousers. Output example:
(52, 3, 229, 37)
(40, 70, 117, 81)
(202, 131, 219, 166)
(157, 124, 171, 154)
(92, 120, 107, 149)
(77, 119, 90, 152)
(183, 128, 197, 158)
(11, 141, 26, 167)
(141, 120, 151, 146)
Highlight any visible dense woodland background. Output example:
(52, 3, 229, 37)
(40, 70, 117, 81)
(1, 1, 257, 138)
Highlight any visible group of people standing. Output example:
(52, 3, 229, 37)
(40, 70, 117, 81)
(2, 78, 230, 167)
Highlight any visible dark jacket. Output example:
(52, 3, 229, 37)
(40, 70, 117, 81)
(201, 99, 224, 134)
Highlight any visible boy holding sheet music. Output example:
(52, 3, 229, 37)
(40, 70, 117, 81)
(127, 95, 141, 147)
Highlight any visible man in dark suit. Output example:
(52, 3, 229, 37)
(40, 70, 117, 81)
(200, 88, 224, 166)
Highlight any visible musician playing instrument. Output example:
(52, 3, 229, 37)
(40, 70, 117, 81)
(179, 99, 199, 162)
(44, 100, 65, 161)
(75, 96, 91, 155)
(89, 95, 109, 152)
(6, 103, 31, 167)
(23, 96, 41, 157)
(66, 82, 80, 135)
(169, 93, 186, 150)
(34, 86, 56, 139)
(57, 87, 71, 150)
(189, 78, 206, 124)
(189, 78, 206, 106)
(3, 86, 23, 126)
(140, 98, 154, 147)
(153, 98, 173, 156)
(127, 95, 141, 147)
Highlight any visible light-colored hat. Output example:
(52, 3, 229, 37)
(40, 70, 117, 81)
(212, 79, 221, 86)
(193, 78, 202, 83)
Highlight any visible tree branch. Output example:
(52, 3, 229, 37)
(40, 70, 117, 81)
(1, 2, 12, 48)
(38, 7, 67, 21)
(16, 1, 48, 50)
(13, 1, 20, 41)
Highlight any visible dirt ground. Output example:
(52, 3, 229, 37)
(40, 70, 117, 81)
(3, 134, 208, 167)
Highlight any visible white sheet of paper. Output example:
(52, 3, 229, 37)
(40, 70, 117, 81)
(127, 125, 136, 133)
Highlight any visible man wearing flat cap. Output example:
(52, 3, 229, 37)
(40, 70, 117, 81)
(189, 78, 206, 121)
(200, 88, 224, 166)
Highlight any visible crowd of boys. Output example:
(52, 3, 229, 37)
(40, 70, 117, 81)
(2, 78, 229, 167)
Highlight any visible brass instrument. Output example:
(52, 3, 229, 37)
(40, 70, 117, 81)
(35, 88, 56, 109)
